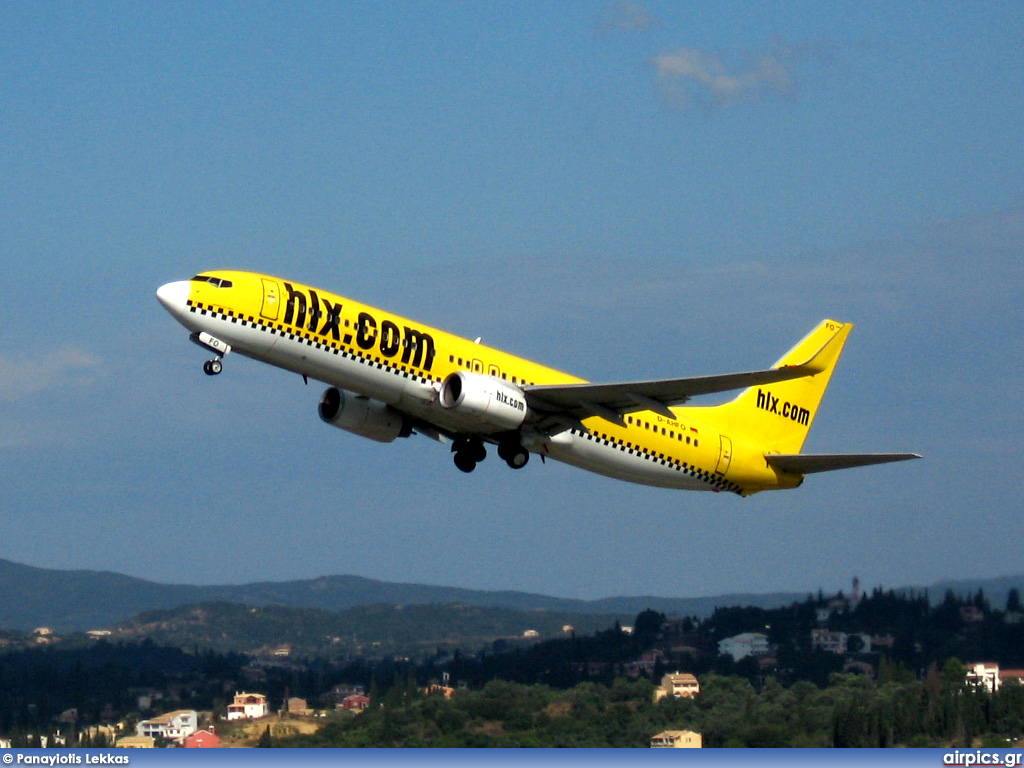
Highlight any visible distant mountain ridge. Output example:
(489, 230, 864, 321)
(0, 557, 1020, 632)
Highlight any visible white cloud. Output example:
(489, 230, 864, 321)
(0, 348, 101, 402)
(652, 45, 802, 110)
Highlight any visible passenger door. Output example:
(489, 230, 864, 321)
(715, 435, 733, 475)
(260, 279, 281, 320)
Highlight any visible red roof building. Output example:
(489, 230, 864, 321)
(184, 729, 220, 748)
(341, 694, 370, 712)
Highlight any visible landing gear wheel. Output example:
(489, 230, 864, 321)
(505, 448, 529, 469)
(204, 358, 223, 376)
(469, 439, 486, 463)
(453, 438, 486, 463)
(453, 451, 477, 473)
(498, 440, 529, 469)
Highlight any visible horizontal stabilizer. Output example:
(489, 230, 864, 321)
(766, 453, 921, 475)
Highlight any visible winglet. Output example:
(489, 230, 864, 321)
(779, 320, 851, 376)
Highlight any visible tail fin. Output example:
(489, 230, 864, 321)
(719, 320, 852, 454)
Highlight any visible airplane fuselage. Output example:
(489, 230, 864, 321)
(157, 271, 789, 494)
(158, 271, 918, 495)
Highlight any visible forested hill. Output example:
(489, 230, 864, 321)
(108, 602, 626, 659)
(1, 557, 1021, 633)
(0, 558, 806, 631)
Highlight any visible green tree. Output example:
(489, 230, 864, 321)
(1006, 588, 1022, 613)
(256, 725, 272, 748)
(634, 609, 666, 649)
(942, 658, 967, 693)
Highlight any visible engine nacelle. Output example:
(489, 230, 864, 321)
(439, 371, 528, 433)
(318, 387, 410, 443)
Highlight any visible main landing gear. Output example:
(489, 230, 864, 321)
(497, 439, 530, 470)
(452, 438, 487, 473)
(452, 437, 530, 473)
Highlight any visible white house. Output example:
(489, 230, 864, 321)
(227, 692, 269, 720)
(718, 633, 769, 660)
(966, 663, 1001, 694)
(136, 710, 198, 743)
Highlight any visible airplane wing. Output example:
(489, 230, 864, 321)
(524, 366, 820, 430)
(522, 322, 844, 432)
(765, 453, 921, 474)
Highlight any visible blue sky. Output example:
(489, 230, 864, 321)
(1, 2, 1021, 601)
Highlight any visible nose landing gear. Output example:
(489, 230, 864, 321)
(191, 332, 231, 377)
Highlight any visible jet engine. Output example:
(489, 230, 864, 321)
(439, 371, 529, 433)
(318, 387, 410, 443)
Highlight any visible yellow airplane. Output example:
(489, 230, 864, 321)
(157, 271, 918, 495)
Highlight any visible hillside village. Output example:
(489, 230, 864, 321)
(1, 582, 1023, 747)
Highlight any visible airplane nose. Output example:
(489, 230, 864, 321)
(156, 280, 190, 314)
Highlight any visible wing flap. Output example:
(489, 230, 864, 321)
(765, 453, 921, 474)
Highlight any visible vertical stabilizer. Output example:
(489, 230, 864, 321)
(716, 320, 852, 454)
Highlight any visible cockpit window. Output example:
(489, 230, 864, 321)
(190, 275, 234, 288)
